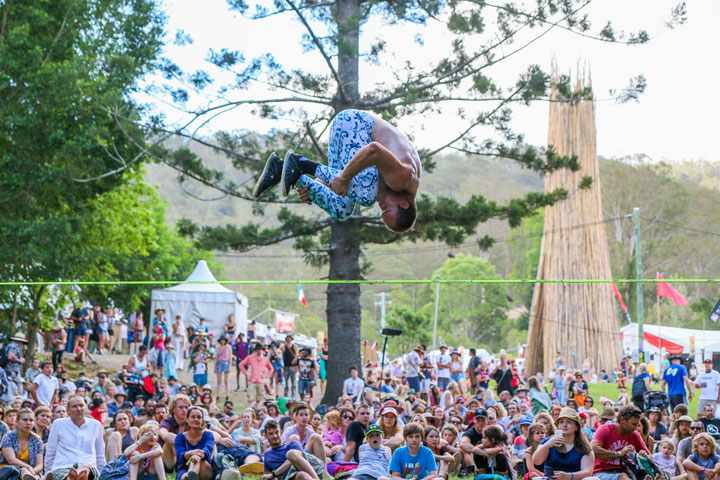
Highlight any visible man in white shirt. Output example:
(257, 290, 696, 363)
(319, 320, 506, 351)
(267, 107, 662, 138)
(28, 361, 58, 407)
(45, 395, 105, 480)
(695, 359, 720, 415)
(405, 345, 423, 394)
(435, 344, 451, 391)
(342, 366, 364, 402)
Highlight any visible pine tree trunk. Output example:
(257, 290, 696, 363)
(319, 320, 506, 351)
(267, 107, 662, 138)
(323, 220, 362, 403)
(24, 285, 47, 369)
(321, 0, 362, 405)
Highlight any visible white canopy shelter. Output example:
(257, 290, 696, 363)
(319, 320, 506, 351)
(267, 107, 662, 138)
(150, 260, 248, 336)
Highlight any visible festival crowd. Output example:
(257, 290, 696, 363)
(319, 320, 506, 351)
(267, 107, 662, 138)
(1, 310, 720, 480)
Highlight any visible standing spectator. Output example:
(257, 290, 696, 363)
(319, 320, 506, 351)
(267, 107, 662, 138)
(239, 343, 274, 409)
(297, 348, 318, 399)
(4, 332, 27, 392)
(151, 309, 168, 337)
(195, 318, 209, 335)
(28, 361, 58, 407)
(318, 337, 329, 396)
(435, 345, 451, 392)
(268, 342, 284, 398)
(94, 305, 109, 354)
(695, 359, 720, 416)
(343, 366, 365, 403)
(172, 314, 187, 371)
(233, 333, 249, 392)
(224, 314, 237, 341)
(405, 345, 423, 397)
(71, 304, 90, 352)
(420, 346, 433, 401)
(131, 311, 145, 356)
(0, 408, 44, 480)
(192, 343, 210, 387)
(631, 364, 652, 410)
(553, 366, 568, 405)
(24, 358, 41, 383)
(45, 396, 106, 480)
(493, 353, 513, 396)
(105, 308, 116, 354)
(449, 350, 464, 394)
(150, 328, 167, 377)
(466, 348, 481, 395)
(662, 354, 694, 410)
(165, 344, 177, 380)
(215, 336, 232, 401)
(50, 321, 67, 371)
(282, 335, 299, 399)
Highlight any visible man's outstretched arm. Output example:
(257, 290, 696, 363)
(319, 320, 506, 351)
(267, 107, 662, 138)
(330, 142, 413, 195)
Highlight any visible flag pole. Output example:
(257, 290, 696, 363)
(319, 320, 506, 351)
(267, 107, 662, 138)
(657, 272, 662, 358)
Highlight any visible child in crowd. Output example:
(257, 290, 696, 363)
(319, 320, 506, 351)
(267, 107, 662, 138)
(389, 422, 438, 480)
(350, 424, 392, 480)
(654, 439, 682, 479)
(474, 425, 512, 480)
(123, 422, 165, 480)
(424, 425, 456, 477)
(511, 418, 532, 464)
(683, 433, 720, 480)
(322, 410, 345, 461)
(523, 423, 547, 480)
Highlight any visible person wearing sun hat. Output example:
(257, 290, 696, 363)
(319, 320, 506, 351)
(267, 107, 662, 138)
(4, 332, 28, 391)
(405, 345, 423, 396)
(349, 424, 392, 480)
(533, 407, 594, 479)
(50, 321, 68, 371)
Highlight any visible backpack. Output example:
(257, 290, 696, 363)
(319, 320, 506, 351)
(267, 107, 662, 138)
(632, 374, 648, 398)
(212, 452, 239, 479)
(0, 345, 9, 369)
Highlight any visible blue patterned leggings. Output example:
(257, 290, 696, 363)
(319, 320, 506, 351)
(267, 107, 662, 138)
(296, 109, 379, 221)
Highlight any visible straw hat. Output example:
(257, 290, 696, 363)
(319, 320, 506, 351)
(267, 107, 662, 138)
(556, 407, 582, 428)
(51, 321, 64, 331)
(10, 332, 27, 343)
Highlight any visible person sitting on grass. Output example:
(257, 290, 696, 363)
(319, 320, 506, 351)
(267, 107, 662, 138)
(174, 406, 214, 480)
(389, 422, 439, 480)
(0, 408, 44, 480)
(423, 425, 456, 478)
(473, 425, 512, 480)
(124, 422, 164, 480)
(261, 420, 326, 480)
(523, 423, 547, 480)
(349, 424, 392, 480)
(683, 433, 720, 480)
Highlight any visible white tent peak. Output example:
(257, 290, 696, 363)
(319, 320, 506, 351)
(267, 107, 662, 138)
(167, 260, 233, 293)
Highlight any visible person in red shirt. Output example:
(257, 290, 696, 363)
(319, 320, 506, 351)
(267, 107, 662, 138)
(590, 405, 650, 480)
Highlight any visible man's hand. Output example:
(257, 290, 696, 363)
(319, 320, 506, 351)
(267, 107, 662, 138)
(329, 177, 349, 197)
(219, 438, 235, 448)
(261, 474, 274, 480)
(620, 445, 635, 456)
(637, 450, 651, 459)
(297, 188, 312, 205)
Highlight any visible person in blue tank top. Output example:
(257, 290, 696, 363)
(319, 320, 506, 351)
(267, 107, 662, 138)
(533, 408, 599, 480)
(662, 354, 694, 410)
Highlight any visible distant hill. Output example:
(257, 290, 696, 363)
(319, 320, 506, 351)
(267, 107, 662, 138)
(145, 145, 720, 337)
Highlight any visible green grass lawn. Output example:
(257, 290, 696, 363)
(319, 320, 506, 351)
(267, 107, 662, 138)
(588, 381, 700, 414)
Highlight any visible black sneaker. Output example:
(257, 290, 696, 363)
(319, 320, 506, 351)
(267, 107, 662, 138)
(252, 152, 283, 198)
(281, 150, 303, 196)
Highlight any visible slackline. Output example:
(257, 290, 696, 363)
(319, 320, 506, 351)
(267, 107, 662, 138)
(0, 279, 718, 286)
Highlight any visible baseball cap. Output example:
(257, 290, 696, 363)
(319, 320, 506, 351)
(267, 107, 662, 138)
(380, 407, 398, 417)
(519, 415, 533, 425)
(365, 424, 384, 438)
(474, 408, 488, 418)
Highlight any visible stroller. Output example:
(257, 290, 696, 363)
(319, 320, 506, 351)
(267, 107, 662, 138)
(621, 451, 671, 480)
(122, 373, 155, 403)
(643, 390, 670, 414)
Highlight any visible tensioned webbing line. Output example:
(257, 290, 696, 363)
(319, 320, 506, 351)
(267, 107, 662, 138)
(0, 279, 717, 286)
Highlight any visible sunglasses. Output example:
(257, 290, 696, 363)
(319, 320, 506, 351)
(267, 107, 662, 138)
(450, 419, 462, 424)
(691, 426, 703, 431)
(342, 415, 354, 420)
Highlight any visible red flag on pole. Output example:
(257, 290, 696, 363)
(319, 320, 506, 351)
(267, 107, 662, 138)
(612, 282, 628, 311)
(657, 273, 689, 306)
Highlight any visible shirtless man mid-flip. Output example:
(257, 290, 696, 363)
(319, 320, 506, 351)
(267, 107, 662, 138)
(252, 109, 422, 233)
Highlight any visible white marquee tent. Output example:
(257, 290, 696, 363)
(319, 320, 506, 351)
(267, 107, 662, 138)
(150, 260, 248, 336)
